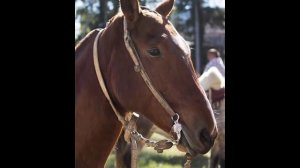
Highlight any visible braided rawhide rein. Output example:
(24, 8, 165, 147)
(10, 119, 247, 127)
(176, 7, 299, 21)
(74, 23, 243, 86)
(124, 113, 193, 168)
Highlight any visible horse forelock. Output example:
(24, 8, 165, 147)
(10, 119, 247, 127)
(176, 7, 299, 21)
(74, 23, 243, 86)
(75, 29, 100, 51)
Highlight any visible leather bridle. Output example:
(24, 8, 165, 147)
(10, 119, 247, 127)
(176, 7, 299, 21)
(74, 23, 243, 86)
(92, 17, 192, 168)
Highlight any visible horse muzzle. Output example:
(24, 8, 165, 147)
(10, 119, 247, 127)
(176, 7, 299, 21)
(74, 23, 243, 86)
(177, 125, 217, 156)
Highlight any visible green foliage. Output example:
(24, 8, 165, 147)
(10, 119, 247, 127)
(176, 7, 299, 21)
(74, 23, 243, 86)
(105, 134, 210, 168)
(75, 0, 120, 42)
(104, 150, 209, 168)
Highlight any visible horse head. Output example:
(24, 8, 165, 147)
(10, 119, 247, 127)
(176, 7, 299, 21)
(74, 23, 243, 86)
(105, 0, 219, 155)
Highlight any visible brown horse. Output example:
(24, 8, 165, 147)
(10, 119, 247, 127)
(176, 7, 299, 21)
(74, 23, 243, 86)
(75, 0, 217, 167)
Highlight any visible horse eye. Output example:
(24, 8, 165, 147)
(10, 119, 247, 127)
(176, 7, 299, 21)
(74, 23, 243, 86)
(147, 48, 161, 57)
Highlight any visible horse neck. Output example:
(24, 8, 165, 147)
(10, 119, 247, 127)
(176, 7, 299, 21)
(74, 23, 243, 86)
(75, 30, 123, 168)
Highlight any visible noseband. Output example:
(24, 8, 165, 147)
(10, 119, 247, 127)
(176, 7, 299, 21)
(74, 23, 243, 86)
(92, 17, 192, 167)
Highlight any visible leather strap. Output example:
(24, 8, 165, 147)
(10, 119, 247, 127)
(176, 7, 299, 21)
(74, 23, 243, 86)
(93, 29, 126, 125)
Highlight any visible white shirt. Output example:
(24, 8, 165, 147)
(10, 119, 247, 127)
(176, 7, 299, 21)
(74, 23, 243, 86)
(204, 57, 225, 77)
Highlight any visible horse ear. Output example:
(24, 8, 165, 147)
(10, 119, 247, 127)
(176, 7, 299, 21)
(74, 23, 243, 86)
(155, 0, 175, 18)
(120, 0, 141, 23)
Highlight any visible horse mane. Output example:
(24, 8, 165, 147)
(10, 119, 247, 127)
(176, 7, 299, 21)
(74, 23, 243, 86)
(75, 29, 100, 51)
(198, 67, 225, 90)
(74, 11, 122, 52)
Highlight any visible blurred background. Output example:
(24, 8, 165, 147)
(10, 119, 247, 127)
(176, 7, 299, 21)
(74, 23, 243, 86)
(75, 0, 224, 74)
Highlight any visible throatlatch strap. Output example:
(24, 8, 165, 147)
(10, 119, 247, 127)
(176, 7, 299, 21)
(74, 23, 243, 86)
(93, 29, 126, 125)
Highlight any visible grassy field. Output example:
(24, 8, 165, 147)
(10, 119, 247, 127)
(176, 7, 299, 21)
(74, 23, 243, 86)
(105, 133, 210, 168)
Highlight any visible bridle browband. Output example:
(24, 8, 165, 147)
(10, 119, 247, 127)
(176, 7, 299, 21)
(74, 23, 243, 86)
(92, 17, 192, 168)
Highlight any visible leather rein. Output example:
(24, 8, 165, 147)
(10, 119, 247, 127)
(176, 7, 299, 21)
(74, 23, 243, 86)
(92, 18, 192, 168)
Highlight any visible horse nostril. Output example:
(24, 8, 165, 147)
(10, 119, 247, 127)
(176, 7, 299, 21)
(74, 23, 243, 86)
(199, 129, 213, 147)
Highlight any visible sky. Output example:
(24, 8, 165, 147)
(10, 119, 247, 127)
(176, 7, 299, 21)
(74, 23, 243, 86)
(205, 0, 225, 8)
(75, 0, 225, 38)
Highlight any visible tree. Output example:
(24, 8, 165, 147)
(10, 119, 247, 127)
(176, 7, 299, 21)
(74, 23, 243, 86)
(75, 0, 120, 43)
(192, 0, 204, 72)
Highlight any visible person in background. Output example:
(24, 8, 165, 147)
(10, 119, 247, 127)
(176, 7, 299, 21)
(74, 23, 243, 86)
(203, 48, 225, 77)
